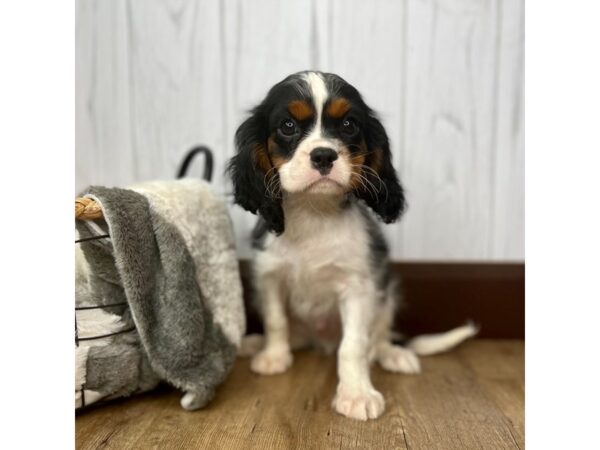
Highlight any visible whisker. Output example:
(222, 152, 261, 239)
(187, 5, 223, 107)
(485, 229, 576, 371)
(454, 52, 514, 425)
(345, 144, 376, 157)
(263, 168, 282, 199)
(345, 145, 389, 198)
(263, 167, 277, 188)
(349, 163, 389, 201)
(356, 164, 387, 196)
(305, 197, 326, 218)
(358, 174, 380, 200)
(350, 167, 379, 200)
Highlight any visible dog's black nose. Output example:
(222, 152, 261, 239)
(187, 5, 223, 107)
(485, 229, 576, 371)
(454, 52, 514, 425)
(310, 147, 338, 174)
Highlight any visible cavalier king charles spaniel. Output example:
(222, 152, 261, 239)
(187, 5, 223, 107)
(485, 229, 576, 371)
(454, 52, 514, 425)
(228, 71, 477, 421)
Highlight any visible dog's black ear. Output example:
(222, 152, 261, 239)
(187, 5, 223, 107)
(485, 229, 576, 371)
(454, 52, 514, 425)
(356, 111, 406, 223)
(227, 110, 285, 234)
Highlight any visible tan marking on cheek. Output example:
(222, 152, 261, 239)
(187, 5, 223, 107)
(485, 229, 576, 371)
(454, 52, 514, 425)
(340, 142, 368, 189)
(350, 152, 366, 167)
(370, 147, 383, 172)
(267, 136, 287, 169)
(288, 100, 314, 121)
(349, 152, 367, 189)
(253, 144, 272, 175)
(271, 155, 286, 169)
(326, 98, 351, 119)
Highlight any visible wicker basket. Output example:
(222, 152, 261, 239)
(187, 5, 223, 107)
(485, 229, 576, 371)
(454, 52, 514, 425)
(75, 146, 214, 408)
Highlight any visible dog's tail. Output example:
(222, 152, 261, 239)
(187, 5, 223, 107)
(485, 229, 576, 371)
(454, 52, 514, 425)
(406, 321, 479, 356)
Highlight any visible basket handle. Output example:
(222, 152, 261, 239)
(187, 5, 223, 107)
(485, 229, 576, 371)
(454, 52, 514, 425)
(177, 146, 214, 181)
(75, 197, 102, 220)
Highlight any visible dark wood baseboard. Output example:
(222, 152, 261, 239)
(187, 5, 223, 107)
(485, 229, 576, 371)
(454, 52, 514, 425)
(238, 261, 524, 339)
(391, 262, 524, 339)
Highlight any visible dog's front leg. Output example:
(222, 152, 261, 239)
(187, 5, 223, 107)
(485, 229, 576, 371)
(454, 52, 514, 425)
(332, 278, 384, 420)
(250, 274, 293, 375)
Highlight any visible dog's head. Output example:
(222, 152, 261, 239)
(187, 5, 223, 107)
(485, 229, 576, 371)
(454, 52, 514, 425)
(227, 71, 405, 234)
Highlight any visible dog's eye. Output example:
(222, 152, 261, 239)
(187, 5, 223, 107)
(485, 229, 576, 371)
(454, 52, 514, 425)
(341, 118, 358, 136)
(279, 119, 297, 137)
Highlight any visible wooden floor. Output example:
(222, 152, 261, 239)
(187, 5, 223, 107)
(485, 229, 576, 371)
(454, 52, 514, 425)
(76, 340, 524, 449)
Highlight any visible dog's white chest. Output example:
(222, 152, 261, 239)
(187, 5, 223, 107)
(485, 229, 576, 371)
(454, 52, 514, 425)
(257, 207, 371, 327)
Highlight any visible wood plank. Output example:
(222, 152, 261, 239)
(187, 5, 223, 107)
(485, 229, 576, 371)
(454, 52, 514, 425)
(76, 0, 135, 194)
(386, 345, 521, 449)
(125, 0, 226, 187)
(458, 340, 525, 448)
(401, 0, 500, 260)
(77, 340, 524, 449)
(75, 386, 178, 449)
(490, 0, 525, 259)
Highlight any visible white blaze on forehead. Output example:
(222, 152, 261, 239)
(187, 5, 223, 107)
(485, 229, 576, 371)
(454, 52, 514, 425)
(278, 72, 348, 193)
(302, 72, 328, 139)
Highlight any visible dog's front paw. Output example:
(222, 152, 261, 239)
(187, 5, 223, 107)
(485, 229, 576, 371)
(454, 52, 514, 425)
(332, 385, 385, 420)
(250, 349, 293, 375)
(378, 345, 421, 374)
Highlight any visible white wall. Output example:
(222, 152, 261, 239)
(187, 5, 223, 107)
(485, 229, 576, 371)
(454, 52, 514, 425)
(76, 0, 524, 261)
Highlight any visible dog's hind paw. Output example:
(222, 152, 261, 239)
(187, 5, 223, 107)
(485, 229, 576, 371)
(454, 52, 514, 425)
(377, 345, 421, 374)
(238, 334, 265, 358)
(332, 386, 385, 421)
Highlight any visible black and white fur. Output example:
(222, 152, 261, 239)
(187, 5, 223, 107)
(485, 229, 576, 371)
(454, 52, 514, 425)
(228, 71, 477, 421)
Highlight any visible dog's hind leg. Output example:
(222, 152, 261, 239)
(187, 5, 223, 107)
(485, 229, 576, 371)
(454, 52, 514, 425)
(371, 283, 477, 372)
(238, 334, 265, 357)
(371, 286, 421, 374)
(375, 341, 421, 374)
(238, 326, 310, 358)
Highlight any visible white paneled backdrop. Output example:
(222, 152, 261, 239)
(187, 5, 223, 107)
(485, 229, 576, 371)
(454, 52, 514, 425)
(76, 0, 524, 261)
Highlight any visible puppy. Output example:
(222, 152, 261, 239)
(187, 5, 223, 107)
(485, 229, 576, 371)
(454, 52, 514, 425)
(228, 71, 477, 420)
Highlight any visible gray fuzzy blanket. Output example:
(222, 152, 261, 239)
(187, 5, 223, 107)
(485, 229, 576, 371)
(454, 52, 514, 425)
(75, 179, 244, 410)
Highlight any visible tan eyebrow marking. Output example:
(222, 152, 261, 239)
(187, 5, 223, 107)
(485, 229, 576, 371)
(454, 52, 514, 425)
(287, 100, 314, 121)
(326, 97, 351, 118)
